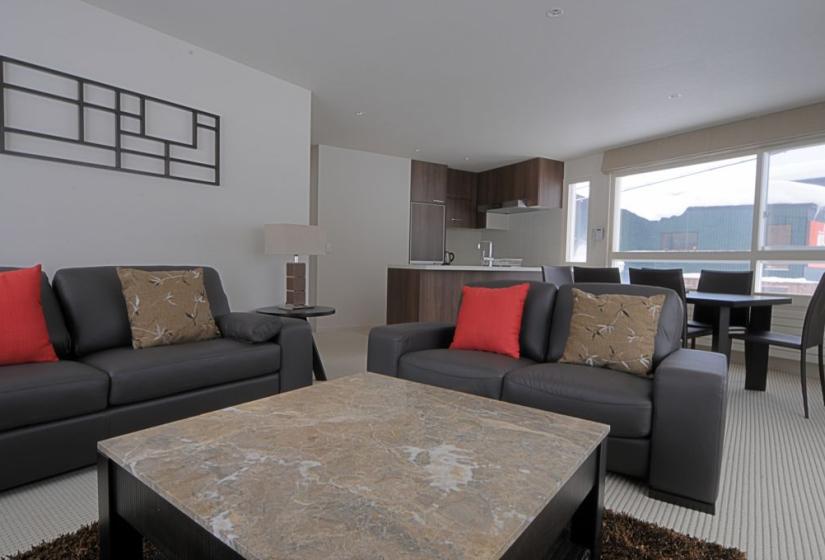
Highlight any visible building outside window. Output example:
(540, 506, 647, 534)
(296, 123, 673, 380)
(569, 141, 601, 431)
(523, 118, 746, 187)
(611, 141, 825, 295)
(566, 181, 590, 263)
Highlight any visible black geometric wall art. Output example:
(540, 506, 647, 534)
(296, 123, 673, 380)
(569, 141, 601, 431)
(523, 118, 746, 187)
(0, 55, 220, 186)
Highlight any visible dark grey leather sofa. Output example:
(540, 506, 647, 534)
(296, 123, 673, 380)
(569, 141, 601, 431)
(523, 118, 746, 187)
(368, 281, 728, 513)
(0, 266, 313, 492)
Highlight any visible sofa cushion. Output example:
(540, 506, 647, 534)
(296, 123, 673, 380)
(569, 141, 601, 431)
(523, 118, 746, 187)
(117, 267, 221, 349)
(501, 362, 653, 438)
(399, 348, 534, 399)
(464, 281, 557, 362)
(560, 288, 665, 376)
(82, 338, 280, 406)
(547, 283, 683, 366)
(0, 361, 109, 431)
(53, 266, 230, 357)
(0, 266, 58, 365)
(0, 267, 72, 359)
(451, 283, 530, 358)
(216, 313, 283, 344)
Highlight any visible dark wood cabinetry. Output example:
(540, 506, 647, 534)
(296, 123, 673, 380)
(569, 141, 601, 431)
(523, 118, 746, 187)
(477, 157, 564, 209)
(407, 157, 564, 261)
(409, 202, 445, 263)
(446, 169, 476, 228)
(410, 160, 448, 204)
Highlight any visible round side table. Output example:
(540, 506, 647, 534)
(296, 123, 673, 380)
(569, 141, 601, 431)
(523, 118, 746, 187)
(256, 306, 335, 381)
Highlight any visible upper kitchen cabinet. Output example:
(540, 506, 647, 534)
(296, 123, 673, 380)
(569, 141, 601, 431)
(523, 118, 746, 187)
(446, 169, 476, 228)
(410, 160, 448, 204)
(478, 157, 564, 209)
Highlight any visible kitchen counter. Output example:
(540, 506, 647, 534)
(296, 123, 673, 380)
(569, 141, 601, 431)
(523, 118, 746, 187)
(386, 265, 543, 323)
(392, 264, 542, 272)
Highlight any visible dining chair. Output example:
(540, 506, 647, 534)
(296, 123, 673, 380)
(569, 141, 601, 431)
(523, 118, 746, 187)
(541, 265, 573, 287)
(628, 268, 688, 346)
(731, 274, 825, 418)
(572, 266, 621, 284)
(686, 270, 754, 348)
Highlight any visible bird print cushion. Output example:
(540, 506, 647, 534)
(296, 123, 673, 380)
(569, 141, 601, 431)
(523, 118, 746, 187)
(117, 268, 220, 349)
(560, 288, 665, 376)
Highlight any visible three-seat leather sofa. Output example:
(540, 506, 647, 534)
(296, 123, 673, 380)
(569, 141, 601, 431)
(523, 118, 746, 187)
(0, 265, 313, 491)
(368, 280, 729, 513)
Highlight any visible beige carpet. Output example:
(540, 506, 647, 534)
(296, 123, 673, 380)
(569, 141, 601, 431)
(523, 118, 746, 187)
(0, 328, 823, 559)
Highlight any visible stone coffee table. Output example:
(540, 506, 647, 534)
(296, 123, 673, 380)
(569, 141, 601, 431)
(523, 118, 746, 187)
(98, 373, 609, 560)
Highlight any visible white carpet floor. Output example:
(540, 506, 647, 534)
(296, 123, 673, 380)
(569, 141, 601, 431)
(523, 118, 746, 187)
(0, 328, 823, 559)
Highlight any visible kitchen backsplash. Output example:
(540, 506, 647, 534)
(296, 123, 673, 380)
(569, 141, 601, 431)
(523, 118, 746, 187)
(446, 209, 564, 266)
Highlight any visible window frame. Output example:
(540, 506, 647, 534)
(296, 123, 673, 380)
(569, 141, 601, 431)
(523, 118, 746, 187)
(565, 179, 590, 264)
(607, 137, 825, 297)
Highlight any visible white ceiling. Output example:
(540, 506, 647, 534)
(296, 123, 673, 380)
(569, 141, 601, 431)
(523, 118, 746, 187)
(83, 0, 825, 171)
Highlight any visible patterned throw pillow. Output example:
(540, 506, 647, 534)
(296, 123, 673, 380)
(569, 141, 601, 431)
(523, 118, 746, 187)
(560, 288, 665, 377)
(117, 268, 221, 349)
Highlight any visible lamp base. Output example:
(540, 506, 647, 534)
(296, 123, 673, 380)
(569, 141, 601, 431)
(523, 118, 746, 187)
(285, 261, 307, 306)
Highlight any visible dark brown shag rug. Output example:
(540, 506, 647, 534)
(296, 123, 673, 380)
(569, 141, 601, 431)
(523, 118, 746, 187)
(2, 510, 745, 560)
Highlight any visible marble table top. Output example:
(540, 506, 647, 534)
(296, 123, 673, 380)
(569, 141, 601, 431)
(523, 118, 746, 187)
(99, 373, 609, 560)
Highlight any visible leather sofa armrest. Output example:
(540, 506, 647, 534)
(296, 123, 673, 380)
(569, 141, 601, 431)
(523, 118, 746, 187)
(367, 322, 455, 377)
(274, 317, 313, 392)
(649, 349, 728, 511)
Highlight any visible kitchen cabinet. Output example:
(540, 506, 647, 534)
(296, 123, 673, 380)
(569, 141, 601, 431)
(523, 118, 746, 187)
(410, 160, 448, 204)
(409, 202, 445, 263)
(446, 169, 476, 228)
(477, 157, 564, 209)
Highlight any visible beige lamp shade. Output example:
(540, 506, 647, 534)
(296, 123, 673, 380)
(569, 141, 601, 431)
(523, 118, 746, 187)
(264, 224, 327, 256)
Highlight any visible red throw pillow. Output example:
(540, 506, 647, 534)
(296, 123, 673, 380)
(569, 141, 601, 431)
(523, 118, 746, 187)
(450, 283, 530, 358)
(0, 265, 58, 365)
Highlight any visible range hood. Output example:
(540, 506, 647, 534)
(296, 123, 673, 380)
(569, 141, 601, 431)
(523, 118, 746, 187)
(483, 199, 546, 214)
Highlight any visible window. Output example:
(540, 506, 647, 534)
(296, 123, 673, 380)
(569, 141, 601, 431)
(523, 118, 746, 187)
(610, 140, 825, 296)
(615, 155, 757, 252)
(661, 232, 698, 251)
(762, 143, 825, 249)
(757, 262, 825, 295)
(566, 181, 590, 263)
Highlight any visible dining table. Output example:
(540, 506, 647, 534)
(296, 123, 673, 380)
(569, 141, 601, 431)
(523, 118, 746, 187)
(685, 291, 793, 390)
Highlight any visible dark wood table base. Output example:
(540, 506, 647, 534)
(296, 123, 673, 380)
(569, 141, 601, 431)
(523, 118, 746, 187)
(99, 442, 606, 560)
(98, 457, 244, 560)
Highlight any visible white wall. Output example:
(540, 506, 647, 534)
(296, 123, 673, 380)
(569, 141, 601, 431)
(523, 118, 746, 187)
(315, 145, 410, 329)
(0, 0, 311, 311)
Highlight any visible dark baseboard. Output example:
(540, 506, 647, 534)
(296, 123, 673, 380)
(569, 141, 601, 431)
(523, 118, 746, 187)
(648, 488, 716, 514)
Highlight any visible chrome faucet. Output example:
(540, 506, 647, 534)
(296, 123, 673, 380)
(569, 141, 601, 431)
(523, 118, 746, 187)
(477, 240, 494, 267)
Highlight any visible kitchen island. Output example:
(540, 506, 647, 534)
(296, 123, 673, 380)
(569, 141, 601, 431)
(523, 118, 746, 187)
(386, 265, 542, 324)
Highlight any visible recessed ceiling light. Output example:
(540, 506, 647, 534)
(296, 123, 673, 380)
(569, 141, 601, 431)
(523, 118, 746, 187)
(667, 93, 683, 100)
(464, 157, 471, 161)
(546, 8, 564, 17)
(414, 148, 421, 153)
(354, 111, 365, 116)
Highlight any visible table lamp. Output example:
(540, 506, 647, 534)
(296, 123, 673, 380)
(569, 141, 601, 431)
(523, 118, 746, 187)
(264, 223, 327, 310)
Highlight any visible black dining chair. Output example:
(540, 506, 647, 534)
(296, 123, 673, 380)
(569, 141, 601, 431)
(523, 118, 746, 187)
(629, 268, 688, 347)
(686, 270, 754, 348)
(731, 274, 825, 418)
(541, 265, 573, 287)
(572, 266, 621, 284)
